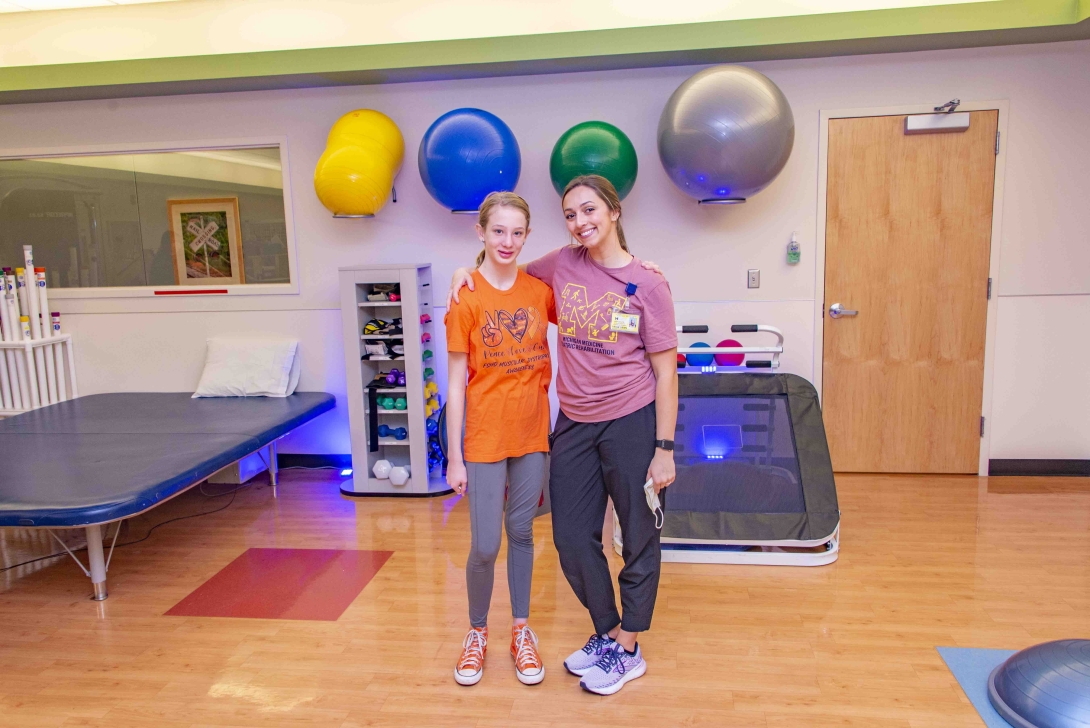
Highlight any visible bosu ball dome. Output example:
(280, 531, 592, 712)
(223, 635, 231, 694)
(988, 639, 1090, 728)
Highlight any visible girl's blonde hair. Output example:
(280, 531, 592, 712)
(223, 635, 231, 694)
(561, 174, 629, 252)
(476, 191, 531, 268)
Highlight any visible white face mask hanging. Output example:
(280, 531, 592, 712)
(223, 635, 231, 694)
(643, 478, 664, 530)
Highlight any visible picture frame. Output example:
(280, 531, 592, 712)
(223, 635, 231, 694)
(168, 197, 245, 285)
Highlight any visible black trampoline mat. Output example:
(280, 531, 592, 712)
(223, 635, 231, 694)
(669, 394, 804, 514)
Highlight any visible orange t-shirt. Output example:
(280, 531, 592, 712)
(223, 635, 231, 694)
(445, 269, 555, 463)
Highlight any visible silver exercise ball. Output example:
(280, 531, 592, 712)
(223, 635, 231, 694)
(988, 639, 1090, 728)
(657, 65, 794, 203)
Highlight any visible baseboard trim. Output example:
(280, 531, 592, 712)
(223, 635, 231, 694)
(277, 454, 352, 469)
(988, 459, 1090, 477)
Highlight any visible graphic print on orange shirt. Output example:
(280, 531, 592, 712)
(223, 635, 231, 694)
(481, 307, 543, 348)
(557, 284, 626, 343)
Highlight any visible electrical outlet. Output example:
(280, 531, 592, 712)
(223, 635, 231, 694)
(748, 269, 760, 288)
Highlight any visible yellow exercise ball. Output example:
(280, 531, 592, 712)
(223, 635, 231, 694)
(314, 144, 395, 217)
(327, 109, 404, 174)
(315, 109, 404, 217)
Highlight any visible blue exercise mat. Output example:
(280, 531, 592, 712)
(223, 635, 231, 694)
(938, 646, 1019, 728)
(0, 393, 334, 528)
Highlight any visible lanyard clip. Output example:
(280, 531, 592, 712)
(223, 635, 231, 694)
(625, 282, 637, 296)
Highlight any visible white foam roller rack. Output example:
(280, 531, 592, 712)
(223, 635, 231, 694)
(0, 334, 78, 418)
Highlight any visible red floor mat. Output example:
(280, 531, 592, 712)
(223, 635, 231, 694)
(166, 548, 393, 621)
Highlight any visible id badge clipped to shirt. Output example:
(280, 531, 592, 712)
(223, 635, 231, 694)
(610, 307, 640, 334)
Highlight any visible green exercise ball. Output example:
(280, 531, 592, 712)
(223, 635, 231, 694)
(550, 121, 638, 200)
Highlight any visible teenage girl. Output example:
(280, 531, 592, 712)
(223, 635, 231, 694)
(449, 175, 679, 696)
(445, 191, 556, 687)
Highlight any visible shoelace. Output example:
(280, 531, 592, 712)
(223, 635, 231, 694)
(513, 626, 540, 669)
(459, 629, 486, 670)
(582, 634, 609, 656)
(594, 645, 628, 676)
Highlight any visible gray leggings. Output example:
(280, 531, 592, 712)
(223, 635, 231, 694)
(465, 452, 546, 628)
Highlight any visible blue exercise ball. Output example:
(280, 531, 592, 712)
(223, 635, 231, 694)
(418, 108, 521, 212)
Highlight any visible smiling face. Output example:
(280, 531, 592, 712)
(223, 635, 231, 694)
(476, 205, 529, 268)
(563, 185, 620, 253)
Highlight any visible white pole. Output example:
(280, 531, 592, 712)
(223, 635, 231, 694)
(15, 268, 29, 324)
(65, 335, 78, 398)
(51, 312, 67, 401)
(21, 250, 50, 407)
(0, 340, 12, 413)
(19, 317, 40, 408)
(35, 268, 58, 404)
(6, 279, 28, 411)
(0, 277, 17, 411)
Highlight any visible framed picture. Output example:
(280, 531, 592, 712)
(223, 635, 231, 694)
(168, 197, 245, 285)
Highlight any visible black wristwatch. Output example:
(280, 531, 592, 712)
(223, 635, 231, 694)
(655, 439, 675, 452)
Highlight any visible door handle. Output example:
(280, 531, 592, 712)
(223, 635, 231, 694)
(829, 303, 858, 319)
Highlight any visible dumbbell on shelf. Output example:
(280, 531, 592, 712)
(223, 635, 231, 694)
(377, 424, 408, 440)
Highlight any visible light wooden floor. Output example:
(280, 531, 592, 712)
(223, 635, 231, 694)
(1, 471, 1088, 727)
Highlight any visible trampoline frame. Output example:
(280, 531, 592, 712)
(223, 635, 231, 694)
(615, 371, 841, 567)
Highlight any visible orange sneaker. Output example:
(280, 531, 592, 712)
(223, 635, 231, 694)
(511, 624, 545, 685)
(454, 627, 487, 686)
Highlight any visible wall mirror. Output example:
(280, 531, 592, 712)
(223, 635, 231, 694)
(0, 145, 293, 294)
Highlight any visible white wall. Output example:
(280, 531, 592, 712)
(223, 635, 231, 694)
(1, 39, 1087, 459)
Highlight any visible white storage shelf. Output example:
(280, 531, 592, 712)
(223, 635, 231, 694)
(339, 263, 449, 497)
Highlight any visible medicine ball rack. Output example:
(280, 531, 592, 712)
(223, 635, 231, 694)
(338, 263, 451, 497)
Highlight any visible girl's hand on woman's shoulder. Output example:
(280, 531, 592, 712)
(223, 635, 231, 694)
(641, 260, 664, 275)
(447, 267, 475, 307)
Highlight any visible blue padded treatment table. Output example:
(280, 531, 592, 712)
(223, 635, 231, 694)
(0, 392, 335, 599)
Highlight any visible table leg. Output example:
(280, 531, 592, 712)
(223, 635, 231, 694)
(85, 524, 107, 601)
(269, 441, 279, 497)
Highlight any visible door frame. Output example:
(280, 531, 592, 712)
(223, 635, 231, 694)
(812, 101, 1010, 476)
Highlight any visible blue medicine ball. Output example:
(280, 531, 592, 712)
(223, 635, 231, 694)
(687, 342, 715, 367)
(418, 108, 521, 211)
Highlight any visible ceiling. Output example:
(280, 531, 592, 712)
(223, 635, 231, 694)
(0, 0, 1086, 103)
(0, 0, 180, 13)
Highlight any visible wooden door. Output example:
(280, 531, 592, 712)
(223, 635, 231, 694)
(823, 111, 998, 473)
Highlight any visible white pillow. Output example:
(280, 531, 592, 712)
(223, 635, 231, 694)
(192, 337, 300, 398)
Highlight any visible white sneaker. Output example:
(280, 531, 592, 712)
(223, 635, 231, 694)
(563, 634, 616, 677)
(579, 642, 646, 695)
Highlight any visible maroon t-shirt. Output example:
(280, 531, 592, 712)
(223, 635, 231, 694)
(526, 245, 677, 423)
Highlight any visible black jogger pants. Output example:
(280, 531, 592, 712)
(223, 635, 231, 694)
(549, 401, 661, 634)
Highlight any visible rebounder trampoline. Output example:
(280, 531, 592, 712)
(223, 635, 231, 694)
(616, 372, 840, 566)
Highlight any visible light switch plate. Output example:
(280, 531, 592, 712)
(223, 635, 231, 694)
(748, 269, 760, 288)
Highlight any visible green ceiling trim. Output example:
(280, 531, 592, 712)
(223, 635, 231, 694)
(0, 0, 1086, 102)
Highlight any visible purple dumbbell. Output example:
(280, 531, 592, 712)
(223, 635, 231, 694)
(397, 371, 406, 386)
(385, 368, 400, 385)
